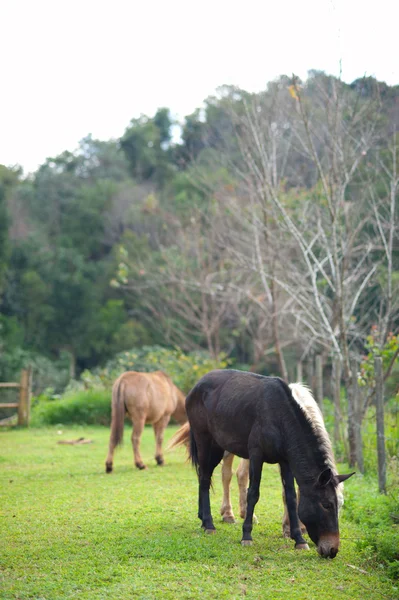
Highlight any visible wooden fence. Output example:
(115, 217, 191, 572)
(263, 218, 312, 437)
(0, 368, 32, 426)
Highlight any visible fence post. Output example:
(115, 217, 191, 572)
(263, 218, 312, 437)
(375, 357, 386, 493)
(332, 357, 342, 446)
(351, 359, 364, 473)
(315, 355, 323, 412)
(17, 368, 32, 427)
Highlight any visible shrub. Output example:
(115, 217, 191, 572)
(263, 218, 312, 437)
(74, 345, 230, 394)
(31, 389, 111, 426)
(31, 346, 229, 426)
(343, 475, 399, 580)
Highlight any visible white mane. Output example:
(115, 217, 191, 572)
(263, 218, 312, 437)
(289, 382, 344, 510)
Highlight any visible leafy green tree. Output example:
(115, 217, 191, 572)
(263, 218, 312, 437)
(77, 135, 131, 183)
(0, 166, 19, 293)
(120, 108, 174, 185)
(0, 183, 9, 294)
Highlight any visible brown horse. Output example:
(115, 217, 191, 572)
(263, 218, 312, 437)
(105, 370, 187, 472)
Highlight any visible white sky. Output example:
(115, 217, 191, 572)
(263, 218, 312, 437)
(1, 0, 398, 174)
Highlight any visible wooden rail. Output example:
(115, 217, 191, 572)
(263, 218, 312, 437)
(0, 368, 32, 426)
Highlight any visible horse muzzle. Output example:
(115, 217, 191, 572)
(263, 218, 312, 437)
(317, 533, 340, 559)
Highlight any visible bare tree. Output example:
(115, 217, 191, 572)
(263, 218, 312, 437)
(119, 206, 235, 359)
(216, 73, 397, 466)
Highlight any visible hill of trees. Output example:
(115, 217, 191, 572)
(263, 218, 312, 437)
(0, 71, 398, 397)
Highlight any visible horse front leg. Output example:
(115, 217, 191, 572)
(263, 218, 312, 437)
(220, 452, 236, 523)
(281, 484, 306, 538)
(279, 461, 309, 550)
(152, 414, 170, 466)
(132, 415, 147, 470)
(237, 458, 258, 524)
(241, 453, 263, 546)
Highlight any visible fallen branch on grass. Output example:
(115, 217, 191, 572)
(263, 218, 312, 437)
(346, 564, 369, 575)
(57, 438, 93, 445)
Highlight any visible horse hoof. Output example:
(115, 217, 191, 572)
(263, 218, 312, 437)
(204, 528, 216, 534)
(295, 543, 310, 550)
(105, 463, 113, 473)
(155, 456, 164, 466)
(136, 463, 147, 470)
(222, 515, 236, 524)
(241, 540, 253, 546)
(283, 529, 291, 538)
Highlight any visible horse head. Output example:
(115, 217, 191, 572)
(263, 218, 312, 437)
(172, 388, 188, 425)
(298, 468, 355, 558)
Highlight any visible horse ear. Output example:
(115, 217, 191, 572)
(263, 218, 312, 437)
(317, 468, 333, 487)
(334, 472, 356, 484)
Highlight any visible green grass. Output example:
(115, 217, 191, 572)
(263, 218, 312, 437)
(0, 426, 397, 599)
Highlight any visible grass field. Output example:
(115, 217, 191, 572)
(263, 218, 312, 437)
(0, 425, 397, 599)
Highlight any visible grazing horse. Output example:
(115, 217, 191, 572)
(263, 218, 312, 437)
(105, 370, 187, 472)
(182, 369, 354, 558)
(220, 383, 345, 536)
(169, 383, 344, 535)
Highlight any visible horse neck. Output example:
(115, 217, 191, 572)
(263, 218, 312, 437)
(290, 385, 338, 473)
(281, 411, 329, 487)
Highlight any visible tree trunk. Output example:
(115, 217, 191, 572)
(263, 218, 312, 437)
(347, 365, 357, 467)
(307, 356, 314, 389)
(296, 361, 303, 382)
(315, 355, 324, 413)
(332, 357, 342, 446)
(375, 357, 386, 493)
(351, 359, 364, 473)
(271, 279, 288, 382)
(69, 351, 76, 380)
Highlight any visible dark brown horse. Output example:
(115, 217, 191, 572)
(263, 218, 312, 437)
(105, 370, 186, 472)
(184, 369, 354, 558)
(220, 383, 345, 534)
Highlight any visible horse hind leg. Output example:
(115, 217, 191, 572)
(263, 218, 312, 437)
(237, 458, 258, 524)
(282, 486, 290, 537)
(105, 438, 116, 473)
(241, 453, 263, 546)
(197, 439, 224, 533)
(220, 452, 236, 523)
(132, 415, 147, 470)
(153, 415, 170, 466)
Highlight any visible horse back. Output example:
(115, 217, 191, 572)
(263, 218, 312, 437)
(117, 370, 179, 424)
(186, 370, 288, 461)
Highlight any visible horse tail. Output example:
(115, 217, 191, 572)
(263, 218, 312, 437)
(110, 377, 125, 447)
(167, 421, 191, 451)
(189, 427, 200, 475)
